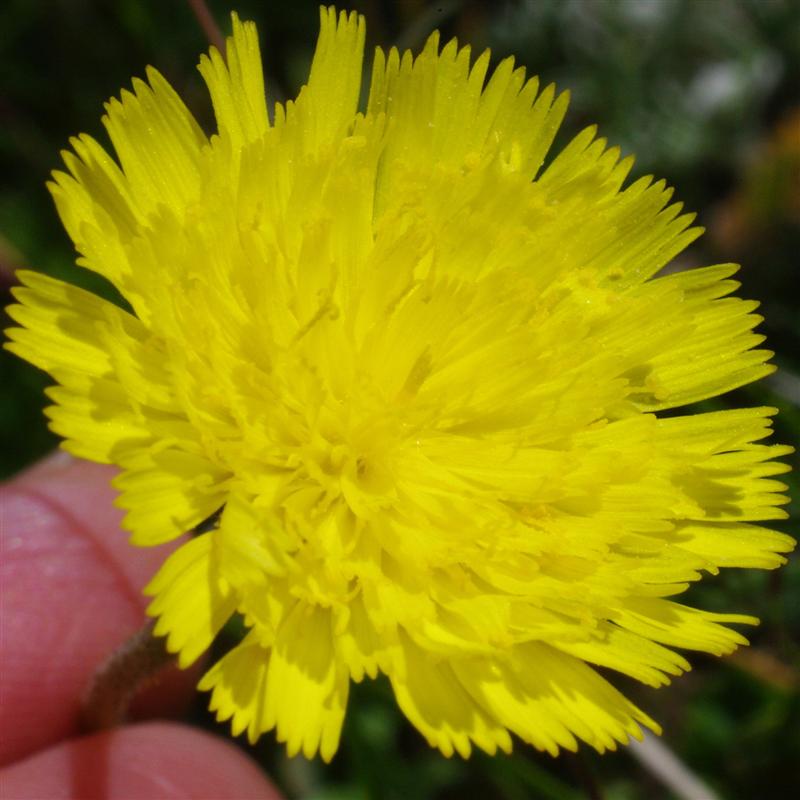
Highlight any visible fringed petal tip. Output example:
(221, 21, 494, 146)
(195, 607, 348, 762)
(143, 536, 236, 668)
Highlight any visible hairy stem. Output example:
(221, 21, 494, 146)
(80, 620, 174, 732)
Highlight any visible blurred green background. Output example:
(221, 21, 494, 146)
(1, 1, 798, 798)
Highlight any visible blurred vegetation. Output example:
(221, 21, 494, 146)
(1, 0, 798, 798)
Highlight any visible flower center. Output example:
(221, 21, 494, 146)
(296, 398, 401, 520)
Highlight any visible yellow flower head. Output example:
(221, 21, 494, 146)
(6, 7, 794, 762)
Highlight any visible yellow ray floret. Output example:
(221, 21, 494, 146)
(4, 5, 794, 762)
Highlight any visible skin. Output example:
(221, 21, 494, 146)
(0, 452, 282, 799)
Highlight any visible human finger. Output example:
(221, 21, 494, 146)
(0, 453, 196, 765)
(0, 721, 282, 800)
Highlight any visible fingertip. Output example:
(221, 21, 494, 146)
(11, 451, 175, 592)
(0, 722, 283, 800)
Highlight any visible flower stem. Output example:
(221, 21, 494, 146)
(80, 620, 174, 732)
(187, 0, 226, 55)
(629, 731, 720, 800)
